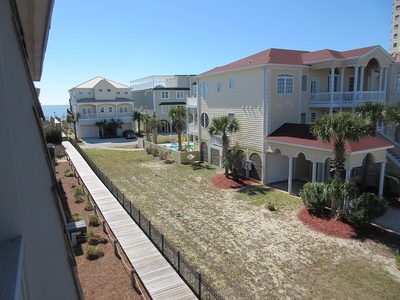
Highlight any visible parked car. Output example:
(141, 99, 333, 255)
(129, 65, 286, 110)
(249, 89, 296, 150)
(123, 130, 135, 139)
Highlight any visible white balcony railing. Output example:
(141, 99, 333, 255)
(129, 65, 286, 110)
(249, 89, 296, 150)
(79, 113, 97, 119)
(186, 96, 197, 107)
(309, 91, 385, 107)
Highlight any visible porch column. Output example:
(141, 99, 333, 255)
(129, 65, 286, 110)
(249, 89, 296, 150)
(288, 156, 293, 194)
(378, 67, 383, 92)
(383, 67, 389, 100)
(353, 67, 359, 108)
(359, 67, 365, 104)
(345, 167, 352, 182)
(340, 67, 345, 110)
(379, 161, 386, 196)
(311, 161, 317, 182)
(329, 67, 335, 115)
(344, 167, 353, 212)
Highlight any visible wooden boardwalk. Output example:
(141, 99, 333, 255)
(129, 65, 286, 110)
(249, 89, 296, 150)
(63, 142, 197, 300)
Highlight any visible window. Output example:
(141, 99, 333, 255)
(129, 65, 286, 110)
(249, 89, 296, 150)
(124, 91, 128, 94)
(217, 83, 222, 92)
(228, 113, 234, 120)
(100, 107, 105, 113)
(161, 105, 170, 114)
(395, 24, 399, 30)
(199, 83, 209, 98)
(200, 112, 209, 128)
(396, 15, 400, 21)
(79, 91, 83, 95)
(302, 75, 307, 92)
(277, 74, 293, 94)
(88, 91, 92, 95)
(99, 89, 103, 92)
(395, 34, 398, 39)
(119, 107, 127, 113)
(176, 91, 184, 99)
(108, 107, 112, 113)
(310, 80, 318, 93)
(394, 42, 398, 49)
(107, 88, 111, 92)
(328, 69, 340, 92)
(310, 112, 316, 123)
(348, 77, 354, 92)
(396, 5, 400, 11)
(192, 84, 198, 97)
(161, 91, 169, 99)
(229, 79, 234, 89)
(395, 71, 400, 92)
(117, 91, 121, 95)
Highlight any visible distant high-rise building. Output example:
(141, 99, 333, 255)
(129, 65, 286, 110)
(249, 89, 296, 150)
(391, 0, 400, 53)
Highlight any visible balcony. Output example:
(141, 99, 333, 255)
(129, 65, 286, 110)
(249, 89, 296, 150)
(78, 112, 133, 125)
(186, 96, 197, 108)
(209, 135, 233, 147)
(309, 91, 385, 108)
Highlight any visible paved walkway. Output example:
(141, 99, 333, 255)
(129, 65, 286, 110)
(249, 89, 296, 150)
(63, 141, 197, 300)
(372, 206, 400, 234)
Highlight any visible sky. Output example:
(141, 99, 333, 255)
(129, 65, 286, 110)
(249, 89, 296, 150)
(36, 0, 393, 105)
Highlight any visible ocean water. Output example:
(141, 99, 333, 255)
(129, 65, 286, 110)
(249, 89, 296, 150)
(41, 104, 70, 120)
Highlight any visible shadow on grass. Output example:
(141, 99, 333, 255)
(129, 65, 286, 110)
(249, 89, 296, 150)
(190, 162, 216, 171)
(237, 185, 272, 196)
(353, 224, 400, 250)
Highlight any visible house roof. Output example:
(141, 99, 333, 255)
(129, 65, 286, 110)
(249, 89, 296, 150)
(72, 76, 130, 89)
(159, 102, 186, 106)
(76, 98, 133, 103)
(266, 123, 393, 153)
(199, 46, 381, 76)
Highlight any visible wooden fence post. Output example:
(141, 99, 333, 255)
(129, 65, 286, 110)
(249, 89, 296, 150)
(114, 240, 121, 259)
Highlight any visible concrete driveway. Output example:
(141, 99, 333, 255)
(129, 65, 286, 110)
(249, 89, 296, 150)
(372, 206, 400, 234)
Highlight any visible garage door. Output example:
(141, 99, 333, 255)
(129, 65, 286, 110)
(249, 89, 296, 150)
(267, 153, 289, 183)
(80, 125, 98, 138)
(200, 142, 208, 162)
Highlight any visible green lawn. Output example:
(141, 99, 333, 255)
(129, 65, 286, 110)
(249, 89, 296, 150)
(84, 148, 400, 299)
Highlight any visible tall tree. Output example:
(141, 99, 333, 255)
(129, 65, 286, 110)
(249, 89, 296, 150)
(385, 104, 400, 142)
(208, 115, 240, 178)
(167, 106, 187, 151)
(66, 112, 80, 141)
(142, 114, 152, 142)
(311, 112, 369, 217)
(133, 111, 142, 134)
(356, 102, 387, 191)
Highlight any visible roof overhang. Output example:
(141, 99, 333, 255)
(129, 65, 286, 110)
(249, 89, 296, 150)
(159, 102, 186, 106)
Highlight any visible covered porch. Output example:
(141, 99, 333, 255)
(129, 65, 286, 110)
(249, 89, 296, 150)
(265, 123, 393, 196)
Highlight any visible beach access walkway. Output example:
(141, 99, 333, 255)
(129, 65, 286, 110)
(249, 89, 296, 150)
(63, 141, 197, 300)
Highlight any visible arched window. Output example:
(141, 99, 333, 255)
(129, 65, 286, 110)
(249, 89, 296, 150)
(277, 74, 293, 94)
(395, 71, 400, 93)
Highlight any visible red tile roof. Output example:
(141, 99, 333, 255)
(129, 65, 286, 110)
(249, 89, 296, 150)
(266, 123, 393, 153)
(200, 46, 379, 76)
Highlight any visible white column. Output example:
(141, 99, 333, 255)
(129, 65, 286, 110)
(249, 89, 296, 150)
(288, 156, 293, 194)
(344, 167, 353, 213)
(340, 67, 345, 109)
(379, 161, 386, 196)
(378, 67, 383, 92)
(345, 167, 352, 182)
(383, 67, 388, 100)
(329, 67, 335, 115)
(359, 67, 365, 103)
(353, 67, 359, 108)
(312, 161, 317, 182)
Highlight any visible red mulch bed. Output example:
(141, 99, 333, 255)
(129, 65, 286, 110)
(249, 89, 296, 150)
(297, 207, 357, 239)
(212, 173, 255, 189)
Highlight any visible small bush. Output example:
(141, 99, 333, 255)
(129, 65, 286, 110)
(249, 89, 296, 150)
(152, 148, 159, 157)
(145, 146, 153, 155)
(85, 245, 104, 260)
(73, 187, 84, 203)
(64, 168, 74, 177)
(84, 201, 94, 211)
(45, 127, 62, 144)
(396, 253, 400, 270)
(299, 182, 328, 212)
(349, 192, 388, 225)
(89, 214, 100, 226)
(72, 213, 81, 221)
(86, 230, 108, 245)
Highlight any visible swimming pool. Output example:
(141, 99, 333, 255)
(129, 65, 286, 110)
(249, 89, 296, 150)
(168, 144, 194, 151)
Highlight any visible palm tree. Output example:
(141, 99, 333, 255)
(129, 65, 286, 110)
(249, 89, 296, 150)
(356, 102, 387, 191)
(208, 115, 240, 178)
(148, 112, 161, 144)
(385, 104, 400, 142)
(311, 112, 369, 217)
(66, 112, 80, 141)
(142, 114, 152, 142)
(167, 106, 186, 151)
(133, 111, 142, 134)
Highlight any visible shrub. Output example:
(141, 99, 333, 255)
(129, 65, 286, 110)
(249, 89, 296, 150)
(84, 201, 94, 211)
(152, 148, 159, 157)
(72, 213, 81, 221)
(45, 127, 62, 144)
(349, 192, 388, 225)
(89, 214, 100, 226)
(85, 245, 104, 260)
(299, 182, 328, 212)
(145, 146, 153, 155)
(64, 168, 74, 177)
(396, 253, 400, 270)
(73, 187, 84, 203)
(86, 230, 108, 245)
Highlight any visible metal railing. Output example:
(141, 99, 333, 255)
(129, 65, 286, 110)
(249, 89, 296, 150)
(69, 139, 223, 300)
